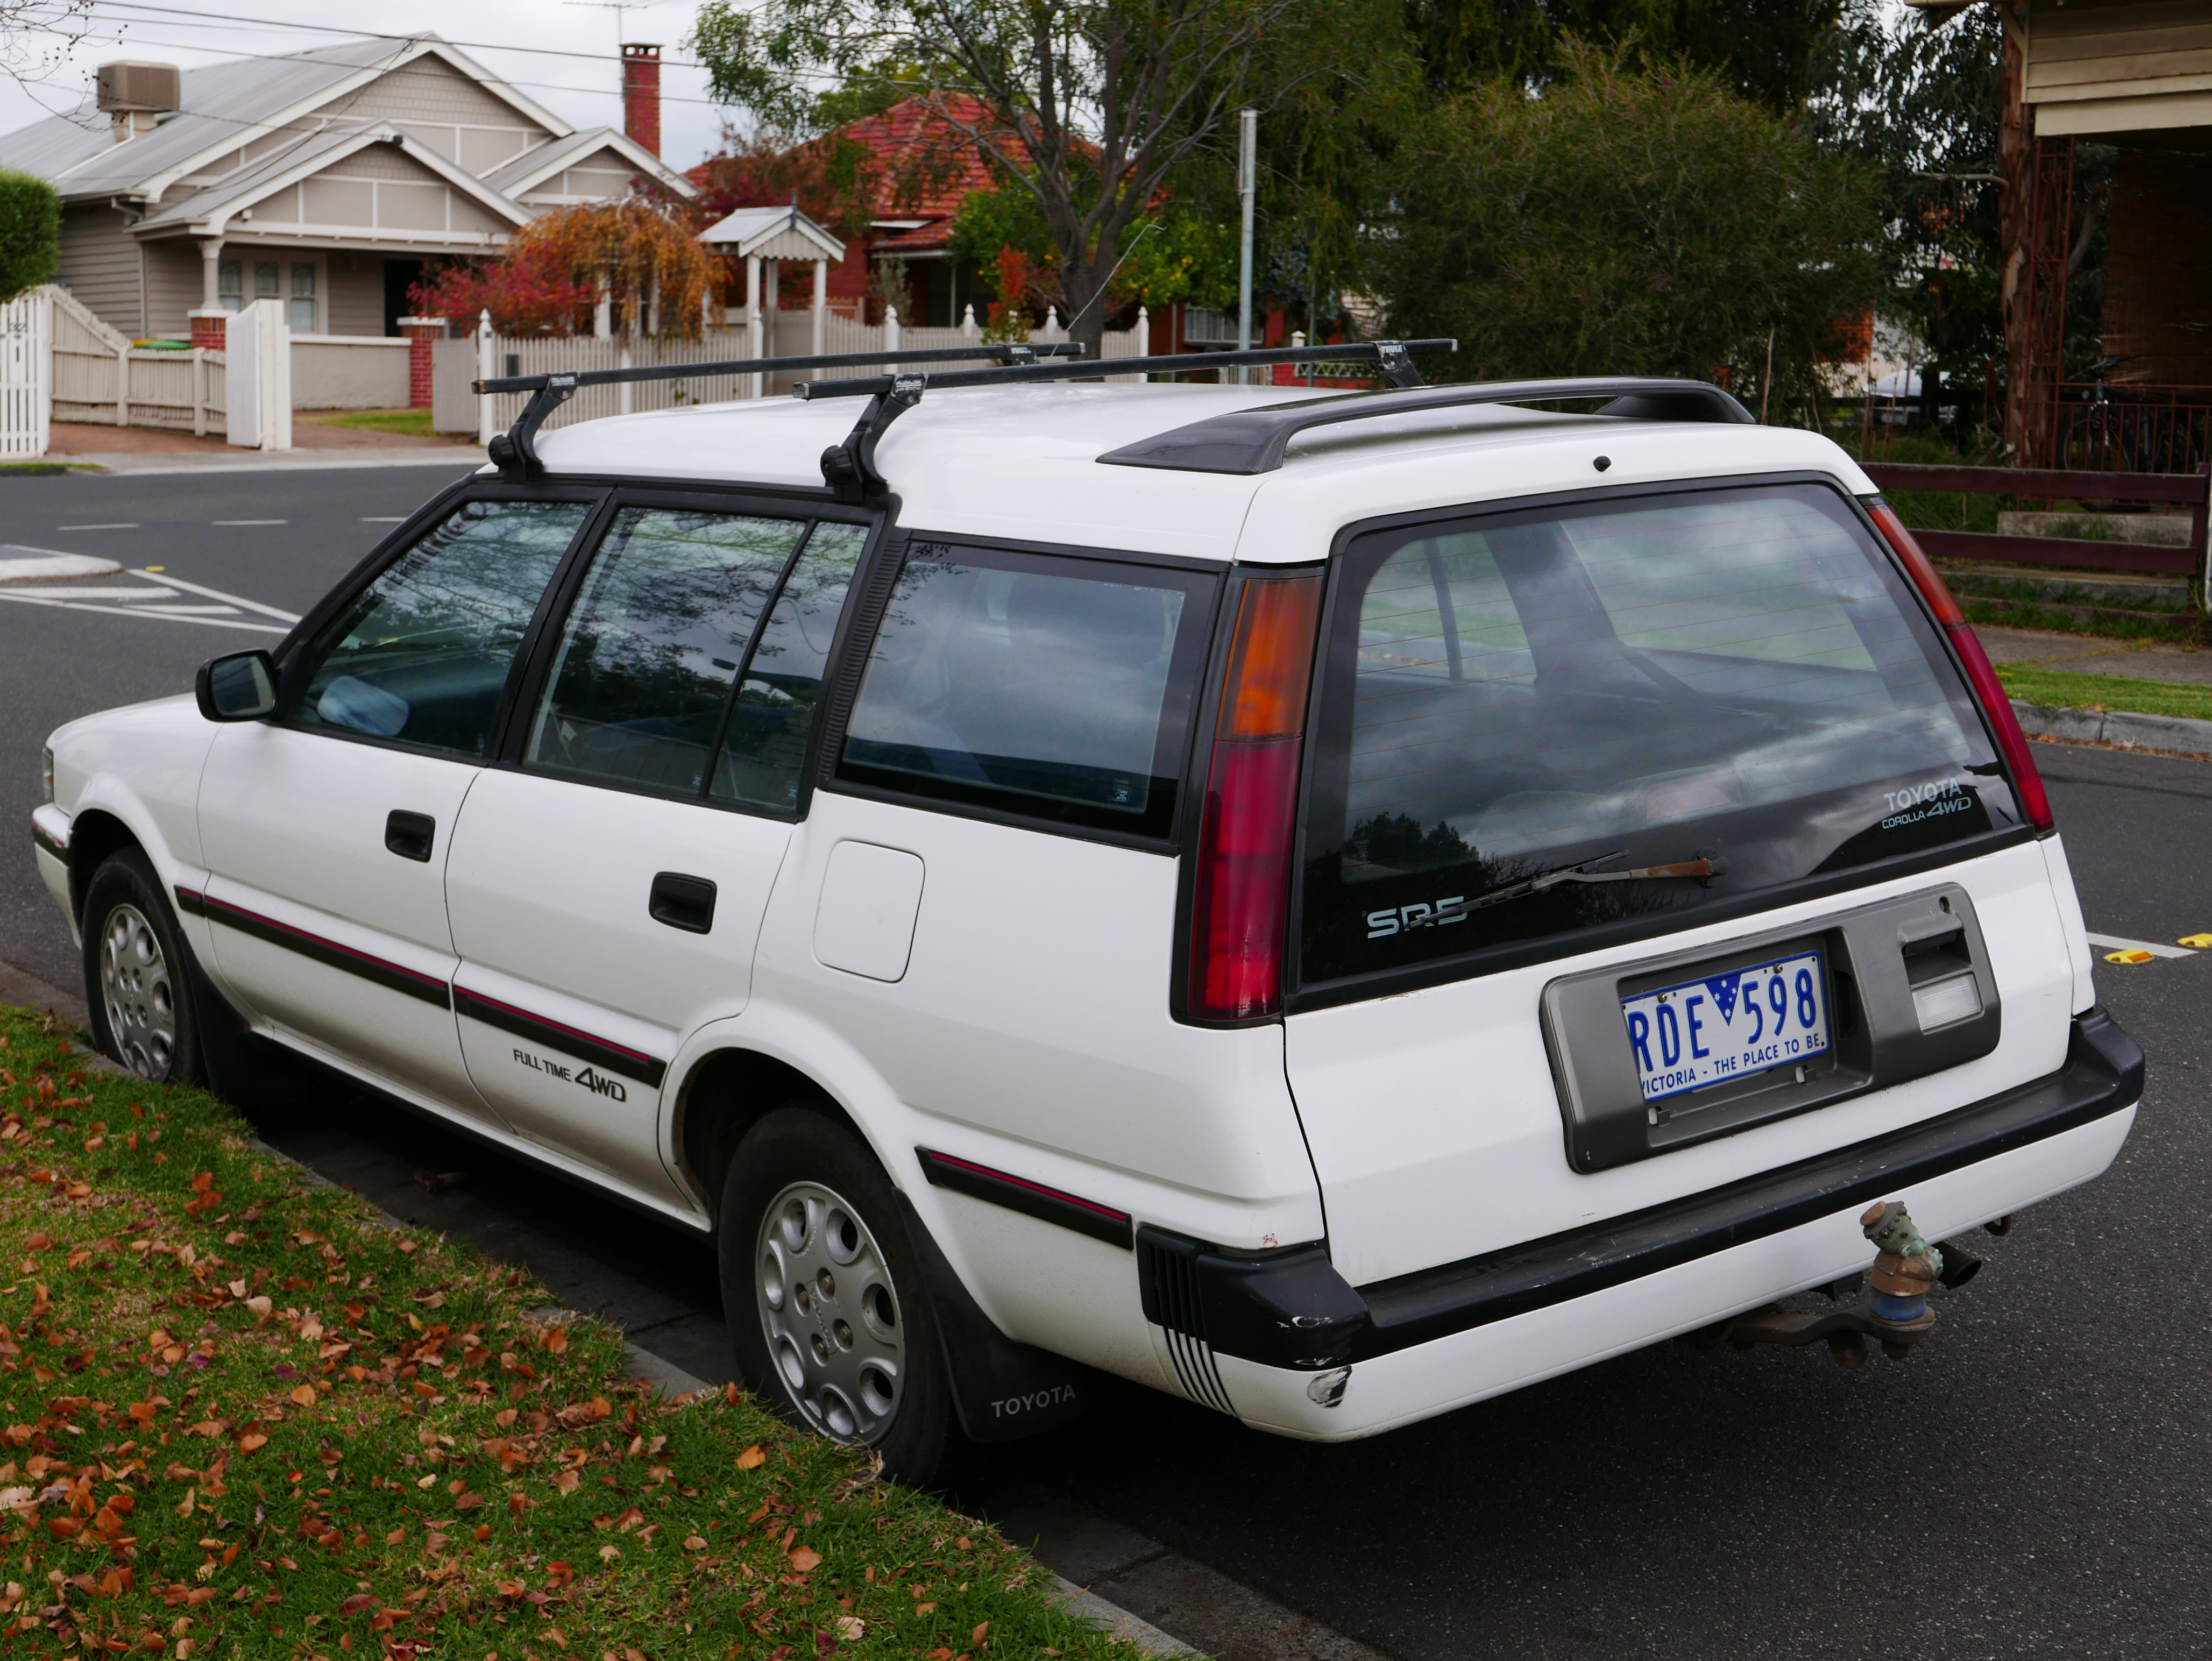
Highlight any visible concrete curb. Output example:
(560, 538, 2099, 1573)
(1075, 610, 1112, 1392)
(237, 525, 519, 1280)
(2012, 697, 2212, 758)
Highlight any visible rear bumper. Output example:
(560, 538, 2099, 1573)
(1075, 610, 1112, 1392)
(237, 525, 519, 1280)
(1182, 1007, 2142, 1439)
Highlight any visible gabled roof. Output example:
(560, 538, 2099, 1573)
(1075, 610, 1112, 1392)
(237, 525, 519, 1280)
(699, 204, 846, 262)
(483, 125, 696, 201)
(0, 34, 569, 203)
(133, 117, 533, 237)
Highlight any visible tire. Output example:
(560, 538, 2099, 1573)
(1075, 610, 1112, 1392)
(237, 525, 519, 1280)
(81, 850, 205, 1087)
(719, 1106, 956, 1485)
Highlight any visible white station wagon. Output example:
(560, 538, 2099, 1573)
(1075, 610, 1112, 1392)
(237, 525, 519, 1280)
(31, 341, 2142, 1480)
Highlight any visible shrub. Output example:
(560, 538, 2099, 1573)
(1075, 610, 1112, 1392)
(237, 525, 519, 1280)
(0, 168, 62, 303)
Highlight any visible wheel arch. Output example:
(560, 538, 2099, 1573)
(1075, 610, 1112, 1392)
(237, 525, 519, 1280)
(671, 1045, 869, 1229)
(66, 807, 154, 925)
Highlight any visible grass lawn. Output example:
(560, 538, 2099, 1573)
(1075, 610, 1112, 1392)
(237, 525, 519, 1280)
(295, 410, 439, 438)
(0, 1005, 1139, 1661)
(1996, 662, 2212, 723)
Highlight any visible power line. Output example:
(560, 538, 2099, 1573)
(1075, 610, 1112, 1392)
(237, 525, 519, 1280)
(80, 1, 727, 70)
(22, 24, 758, 111)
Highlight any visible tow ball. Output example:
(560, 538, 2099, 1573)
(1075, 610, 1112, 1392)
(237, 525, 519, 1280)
(1693, 1201, 1976, 1369)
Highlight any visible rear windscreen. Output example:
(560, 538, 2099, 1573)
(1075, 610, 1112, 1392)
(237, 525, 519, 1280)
(1298, 482, 2021, 985)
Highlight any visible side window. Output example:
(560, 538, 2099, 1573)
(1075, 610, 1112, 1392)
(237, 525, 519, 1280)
(295, 498, 590, 758)
(838, 543, 1216, 838)
(524, 508, 809, 793)
(712, 521, 867, 811)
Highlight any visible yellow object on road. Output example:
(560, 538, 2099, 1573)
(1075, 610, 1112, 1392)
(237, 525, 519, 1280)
(2105, 949, 2157, 964)
(2179, 933, 2212, 949)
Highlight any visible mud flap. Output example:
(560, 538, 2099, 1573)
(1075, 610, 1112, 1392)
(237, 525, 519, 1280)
(892, 1191, 1088, 1443)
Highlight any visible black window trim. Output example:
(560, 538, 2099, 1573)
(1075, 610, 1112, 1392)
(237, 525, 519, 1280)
(488, 482, 888, 825)
(268, 477, 613, 767)
(1281, 469, 2038, 1016)
(815, 528, 1229, 855)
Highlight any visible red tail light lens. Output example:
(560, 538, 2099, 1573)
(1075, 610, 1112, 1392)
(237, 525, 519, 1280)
(1188, 576, 1324, 1019)
(1867, 499, 2054, 834)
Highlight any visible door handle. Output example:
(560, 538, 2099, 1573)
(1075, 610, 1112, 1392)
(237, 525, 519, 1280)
(385, 810, 436, 862)
(650, 871, 717, 934)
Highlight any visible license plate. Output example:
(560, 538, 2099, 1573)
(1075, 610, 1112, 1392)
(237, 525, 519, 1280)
(1620, 949, 1830, 1103)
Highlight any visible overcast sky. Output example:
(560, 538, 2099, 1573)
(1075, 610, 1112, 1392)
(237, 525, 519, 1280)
(0, 0, 737, 169)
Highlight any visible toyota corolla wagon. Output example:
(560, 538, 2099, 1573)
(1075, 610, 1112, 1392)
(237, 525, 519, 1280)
(31, 343, 2141, 1480)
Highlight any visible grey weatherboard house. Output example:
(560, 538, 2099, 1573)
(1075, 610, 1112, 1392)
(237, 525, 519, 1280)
(0, 33, 695, 343)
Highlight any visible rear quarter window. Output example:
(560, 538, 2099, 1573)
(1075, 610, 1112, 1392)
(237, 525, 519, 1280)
(837, 543, 1217, 839)
(1298, 481, 2022, 986)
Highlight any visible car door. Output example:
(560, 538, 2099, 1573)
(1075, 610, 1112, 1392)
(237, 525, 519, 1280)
(443, 495, 871, 1195)
(195, 491, 598, 1123)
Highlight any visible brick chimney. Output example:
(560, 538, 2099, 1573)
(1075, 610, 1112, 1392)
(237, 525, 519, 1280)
(622, 44, 662, 157)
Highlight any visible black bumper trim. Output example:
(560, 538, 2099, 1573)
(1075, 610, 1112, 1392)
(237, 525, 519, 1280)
(1351, 1007, 2142, 1359)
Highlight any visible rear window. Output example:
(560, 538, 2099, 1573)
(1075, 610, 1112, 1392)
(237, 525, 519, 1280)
(1298, 482, 2020, 985)
(839, 543, 1216, 838)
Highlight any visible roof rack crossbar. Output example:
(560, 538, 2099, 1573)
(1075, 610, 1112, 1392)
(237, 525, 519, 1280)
(478, 340, 1082, 479)
(799, 339, 1457, 498)
(1093, 375, 1758, 475)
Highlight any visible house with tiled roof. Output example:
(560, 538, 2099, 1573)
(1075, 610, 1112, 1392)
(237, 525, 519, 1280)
(690, 96, 1013, 327)
(0, 33, 694, 344)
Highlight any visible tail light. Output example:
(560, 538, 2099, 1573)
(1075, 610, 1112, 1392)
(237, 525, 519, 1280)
(1866, 499, 2054, 834)
(1187, 574, 1324, 1019)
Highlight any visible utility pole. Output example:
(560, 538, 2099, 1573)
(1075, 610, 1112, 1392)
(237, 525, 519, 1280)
(1236, 108, 1257, 386)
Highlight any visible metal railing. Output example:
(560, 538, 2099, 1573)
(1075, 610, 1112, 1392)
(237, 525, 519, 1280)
(1861, 460, 2211, 594)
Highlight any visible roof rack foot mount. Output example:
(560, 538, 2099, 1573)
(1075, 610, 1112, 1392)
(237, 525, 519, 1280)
(487, 373, 577, 480)
(822, 374, 926, 502)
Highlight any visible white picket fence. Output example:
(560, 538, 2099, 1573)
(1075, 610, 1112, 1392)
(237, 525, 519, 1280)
(0, 287, 48, 458)
(464, 307, 1151, 442)
(47, 285, 226, 437)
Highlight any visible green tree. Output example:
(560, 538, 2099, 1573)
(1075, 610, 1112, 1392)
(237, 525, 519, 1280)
(0, 167, 61, 303)
(1374, 45, 1886, 421)
(689, 0, 1407, 357)
(1403, 0, 1847, 112)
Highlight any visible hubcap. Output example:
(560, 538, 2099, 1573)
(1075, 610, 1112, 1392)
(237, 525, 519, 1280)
(753, 1181, 904, 1444)
(99, 902, 177, 1081)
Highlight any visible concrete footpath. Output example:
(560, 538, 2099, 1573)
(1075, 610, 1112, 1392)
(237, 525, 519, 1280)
(32, 417, 485, 477)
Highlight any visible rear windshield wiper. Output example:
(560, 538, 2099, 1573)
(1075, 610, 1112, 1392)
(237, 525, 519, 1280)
(1405, 851, 1729, 926)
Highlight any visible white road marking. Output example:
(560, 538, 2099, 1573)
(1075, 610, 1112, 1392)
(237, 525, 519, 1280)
(16, 585, 181, 599)
(361, 516, 408, 522)
(0, 589, 285, 634)
(133, 604, 244, 616)
(0, 548, 124, 581)
(56, 523, 139, 530)
(211, 519, 287, 526)
(127, 569, 301, 623)
(2086, 933, 2196, 959)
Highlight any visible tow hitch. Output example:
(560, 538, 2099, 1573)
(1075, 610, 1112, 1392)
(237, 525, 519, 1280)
(1694, 1201, 1974, 1369)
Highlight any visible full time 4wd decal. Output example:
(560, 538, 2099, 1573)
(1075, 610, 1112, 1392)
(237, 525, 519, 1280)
(513, 1047, 628, 1102)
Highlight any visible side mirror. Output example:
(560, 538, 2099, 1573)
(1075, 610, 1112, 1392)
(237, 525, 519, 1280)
(195, 650, 278, 722)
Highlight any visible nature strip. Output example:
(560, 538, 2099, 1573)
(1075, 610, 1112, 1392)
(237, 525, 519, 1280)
(0, 1003, 1147, 1661)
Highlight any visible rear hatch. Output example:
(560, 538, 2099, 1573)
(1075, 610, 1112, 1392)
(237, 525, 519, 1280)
(1280, 477, 2075, 1289)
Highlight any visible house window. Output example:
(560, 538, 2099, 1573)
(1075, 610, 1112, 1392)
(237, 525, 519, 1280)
(218, 261, 242, 313)
(254, 261, 280, 300)
(289, 264, 317, 334)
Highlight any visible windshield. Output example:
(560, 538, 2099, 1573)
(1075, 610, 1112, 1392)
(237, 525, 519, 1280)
(1297, 481, 2020, 986)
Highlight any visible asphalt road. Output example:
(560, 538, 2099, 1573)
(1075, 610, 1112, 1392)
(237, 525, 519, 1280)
(0, 463, 478, 989)
(4, 478, 2208, 1657)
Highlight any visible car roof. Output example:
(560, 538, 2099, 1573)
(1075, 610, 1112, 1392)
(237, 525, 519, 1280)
(524, 382, 1878, 565)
